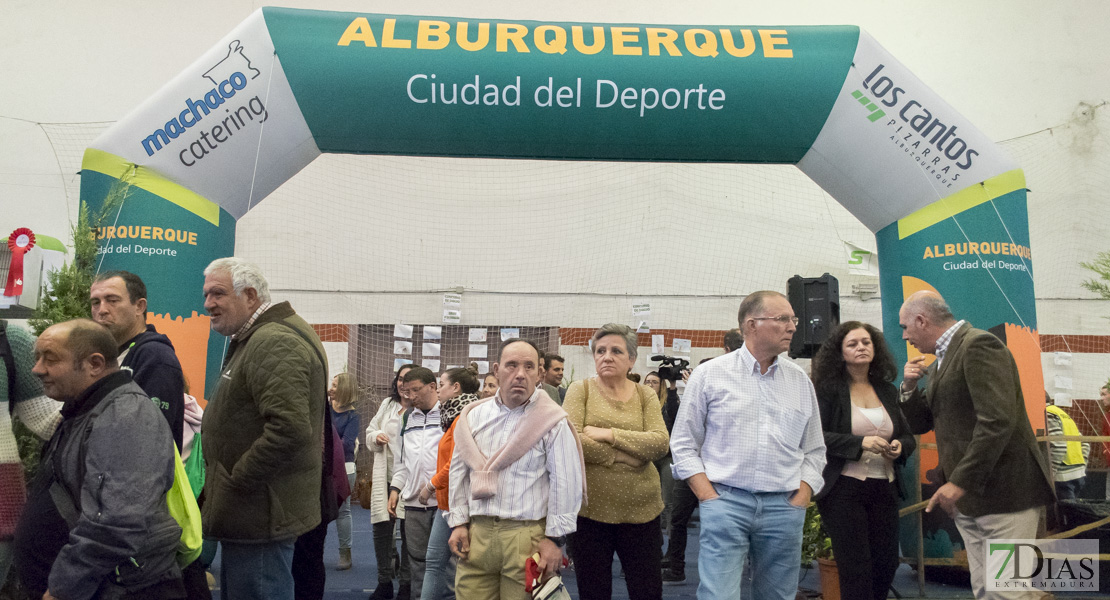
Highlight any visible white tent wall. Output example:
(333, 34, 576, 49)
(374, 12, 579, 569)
(2, 1, 1109, 399)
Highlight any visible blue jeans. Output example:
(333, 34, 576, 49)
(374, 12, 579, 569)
(338, 470, 356, 549)
(696, 484, 807, 600)
(420, 509, 456, 600)
(1055, 477, 1085, 501)
(220, 539, 295, 600)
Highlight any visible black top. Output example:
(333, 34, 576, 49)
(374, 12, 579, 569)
(814, 379, 916, 502)
(121, 324, 185, 449)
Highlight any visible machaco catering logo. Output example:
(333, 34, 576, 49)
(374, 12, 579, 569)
(987, 539, 1098, 592)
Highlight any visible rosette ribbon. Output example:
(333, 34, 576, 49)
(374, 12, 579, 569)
(4, 228, 36, 297)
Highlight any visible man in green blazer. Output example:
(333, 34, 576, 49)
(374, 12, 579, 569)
(898, 290, 1053, 600)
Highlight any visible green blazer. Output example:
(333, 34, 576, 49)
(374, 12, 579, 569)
(901, 323, 1054, 518)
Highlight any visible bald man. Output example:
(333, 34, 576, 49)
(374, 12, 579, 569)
(898, 291, 1053, 600)
(14, 320, 182, 600)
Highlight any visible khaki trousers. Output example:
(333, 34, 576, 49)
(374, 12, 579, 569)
(954, 506, 1043, 600)
(454, 516, 545, 600)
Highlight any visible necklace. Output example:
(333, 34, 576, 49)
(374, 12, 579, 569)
(594, 377, 632, 404)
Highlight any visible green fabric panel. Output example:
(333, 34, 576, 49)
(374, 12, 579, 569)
(263, 8, 858, 163)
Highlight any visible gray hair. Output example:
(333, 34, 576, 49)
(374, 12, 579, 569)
(590, 323, 638, 360)
(204, 257, 271, 303)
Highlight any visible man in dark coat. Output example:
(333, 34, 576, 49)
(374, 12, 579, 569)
(90, 270, 185, 448)
(14, 319, 182, 600)
(899, 290, 1053, 600)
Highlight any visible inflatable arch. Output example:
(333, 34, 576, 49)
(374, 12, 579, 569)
(80, 8, 1041, 423)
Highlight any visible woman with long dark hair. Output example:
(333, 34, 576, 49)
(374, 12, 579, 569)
(811, 321, 916, 600)
(366, 364, 414, 600)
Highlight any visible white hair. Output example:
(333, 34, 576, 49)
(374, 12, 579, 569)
(204, 257, 271, 303)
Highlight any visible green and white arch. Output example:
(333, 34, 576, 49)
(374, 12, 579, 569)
(81, 8, 1038, 409)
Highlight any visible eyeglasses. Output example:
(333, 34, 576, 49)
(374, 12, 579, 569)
(751, 315, 800, 326)
(401, 382, 433, 397)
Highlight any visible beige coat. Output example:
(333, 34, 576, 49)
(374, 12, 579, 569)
(365, 397, 406, 523)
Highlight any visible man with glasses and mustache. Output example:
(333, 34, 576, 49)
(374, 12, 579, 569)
(670, 290, 826, 600)
(389, 367, 444, 600)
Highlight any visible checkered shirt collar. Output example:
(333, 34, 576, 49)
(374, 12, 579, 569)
(934, 320, 966, 364)
(232, 301, 272, 341)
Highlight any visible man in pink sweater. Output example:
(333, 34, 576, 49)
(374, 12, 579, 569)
(447, 339, 584, 600)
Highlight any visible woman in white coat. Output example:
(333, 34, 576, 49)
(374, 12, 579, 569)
(366, 364, 414, 600)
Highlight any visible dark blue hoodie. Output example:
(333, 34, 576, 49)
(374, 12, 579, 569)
(120, 324, 185, 449)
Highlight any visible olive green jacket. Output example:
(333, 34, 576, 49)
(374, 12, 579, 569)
(201, 302, 327, 541)
(901, 323, 1054, 518)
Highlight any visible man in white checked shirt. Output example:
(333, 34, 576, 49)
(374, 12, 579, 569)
(670, 290, 826, 600)
(447, 339, 584, 600)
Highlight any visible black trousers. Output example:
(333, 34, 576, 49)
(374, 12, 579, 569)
(663, 479, 699, 573)
(292, 520, 329, 600)
(816, 477, 901, 600)
(570, 516, 662, 600)
(373, 518, 411, 584)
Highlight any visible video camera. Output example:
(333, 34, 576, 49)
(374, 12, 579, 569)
(652, 355, 690, 382)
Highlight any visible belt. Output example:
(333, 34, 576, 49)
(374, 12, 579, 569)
(404, 505, 437, 512)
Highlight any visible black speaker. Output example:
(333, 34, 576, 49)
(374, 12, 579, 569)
(787, 273, 840, 359)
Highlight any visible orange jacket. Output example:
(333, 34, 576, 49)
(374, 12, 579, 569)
(430, 420, 457, 510)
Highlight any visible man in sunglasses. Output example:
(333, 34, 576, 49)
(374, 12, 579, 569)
(670, 290, 826, 600)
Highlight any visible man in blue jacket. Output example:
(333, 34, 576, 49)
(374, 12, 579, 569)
(90, 271, 185, 448)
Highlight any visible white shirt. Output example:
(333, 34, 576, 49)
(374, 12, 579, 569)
(447, 391, 583, 537)
(391, 402, 443, 508)
(670, 344, 826, 494)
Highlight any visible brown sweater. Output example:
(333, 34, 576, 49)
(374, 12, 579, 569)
(562, 378, 669, 524)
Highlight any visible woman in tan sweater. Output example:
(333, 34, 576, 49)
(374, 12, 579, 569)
(563, 323, 669, 600)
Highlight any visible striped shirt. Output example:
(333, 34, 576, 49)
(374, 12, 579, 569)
(447, 392, 583, 537)
(392, 402, 443, 508)
(670, 344, 826, 495)
(933, 320, 966, 367)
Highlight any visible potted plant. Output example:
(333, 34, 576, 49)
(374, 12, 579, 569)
(801, 504, 838, 600)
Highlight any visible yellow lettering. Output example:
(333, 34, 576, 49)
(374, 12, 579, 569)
(572, 26, 605, 55)
(534, 25, 567, 54)
(968, 242, 979, 254)
(611, 27, 642, 56)
(923, 246, 934, 259)
(417, 20, 450, 50)
(188, 232, 198, 246)
(104, 226, 116, 240)
(152, 227, 164, 240)
(721, 29, 755, 57)
(496, 23, 530, 53)
(684, 29, 719, 58)
(759, 29, 793, 58)
(382, 19, 412, 49)
(1002, 244, 1011, 255)
(646, 28, 681, 56)
(337, 17, 377, 47)
(944, 243, 954, 256)
(457, 22, 489, 52)
(140, 226, 151, 239)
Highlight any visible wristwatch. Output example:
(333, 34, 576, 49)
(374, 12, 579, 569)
(546, 535, 567, 548)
